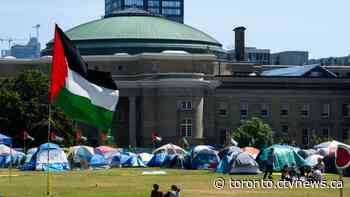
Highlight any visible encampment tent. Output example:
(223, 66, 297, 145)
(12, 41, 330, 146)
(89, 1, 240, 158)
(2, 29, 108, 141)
(305, 154, 324, 167)
(138, 153, 153, 165)
(229, 152, 261, 174)
(161, 154, 186, 169)
(22, 143, 70, 171)
(152, 144, 187, 155)
(147, 153, 167, 167)
(241, 147, 260, 159)
(110, 152, 145, 168)
(68, 146, 95, 168)
(95, 146, 117, 155)
(90, 154, 110, 169)
(314, 140, 344, 157)
(0, 144, 25, 168)
(191, 145, 219, 169)
(257, 145, 306, 171)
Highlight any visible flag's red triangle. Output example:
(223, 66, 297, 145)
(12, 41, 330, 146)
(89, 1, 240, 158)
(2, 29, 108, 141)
(336, 144, 350, 169)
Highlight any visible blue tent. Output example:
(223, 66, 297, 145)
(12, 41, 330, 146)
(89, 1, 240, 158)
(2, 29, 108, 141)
(0, 133, 11, 145)
(22, 143, 70, 171)
(90, 154, 109, 169)
(147, 153, 167, 167)
(110, 152, 145, 167)
(191, 145, 220, 169)
(161, 154, 186, 169)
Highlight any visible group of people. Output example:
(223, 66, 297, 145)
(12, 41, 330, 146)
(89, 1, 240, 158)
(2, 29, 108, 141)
(151, 184, 180, 197)
(263, 148, 326, 182)
(281, 158, 325, 182)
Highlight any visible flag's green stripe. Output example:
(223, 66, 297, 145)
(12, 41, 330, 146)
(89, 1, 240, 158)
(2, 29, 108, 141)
(54, 88, 114, 133)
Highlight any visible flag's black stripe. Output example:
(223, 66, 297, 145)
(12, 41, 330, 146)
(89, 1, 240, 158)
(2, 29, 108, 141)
(87, 69, 118, 90)
(55, 25, 118, 90)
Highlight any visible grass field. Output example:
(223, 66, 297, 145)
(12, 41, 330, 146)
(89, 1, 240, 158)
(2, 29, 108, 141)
(0, 168, 349, 197)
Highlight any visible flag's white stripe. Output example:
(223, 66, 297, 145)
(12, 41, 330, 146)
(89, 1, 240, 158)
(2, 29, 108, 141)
(65, 68, 119, 111)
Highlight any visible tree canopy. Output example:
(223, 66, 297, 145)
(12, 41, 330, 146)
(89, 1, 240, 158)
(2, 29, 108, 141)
(0, 69, 76, 147)
(231, 117, 273, 149)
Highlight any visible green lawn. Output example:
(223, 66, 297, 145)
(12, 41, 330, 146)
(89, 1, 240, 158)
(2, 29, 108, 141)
(0, 168, 348, 197)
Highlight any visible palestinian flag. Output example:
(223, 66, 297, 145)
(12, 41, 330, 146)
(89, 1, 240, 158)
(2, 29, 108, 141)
(49, 25, 119, 133)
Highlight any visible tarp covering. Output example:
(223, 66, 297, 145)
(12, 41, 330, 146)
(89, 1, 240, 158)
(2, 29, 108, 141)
(257, 145, 306, 171)
(0, 133, 11, 145)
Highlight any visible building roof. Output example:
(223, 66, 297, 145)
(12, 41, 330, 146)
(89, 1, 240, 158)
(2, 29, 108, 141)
(42, 10, 223, 56)
(65, 16, 220, 45)
(260, 64, 337, 78)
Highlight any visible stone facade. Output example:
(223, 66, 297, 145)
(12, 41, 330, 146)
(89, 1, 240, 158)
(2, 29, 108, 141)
(1, 53, 350, 148)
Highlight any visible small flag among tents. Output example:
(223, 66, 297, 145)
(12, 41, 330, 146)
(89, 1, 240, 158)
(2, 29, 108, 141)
(336, 144, 350, 169)
(50, 132, 64, 143)
(49, 25, 119, 133)
(152, 131, 162, 143)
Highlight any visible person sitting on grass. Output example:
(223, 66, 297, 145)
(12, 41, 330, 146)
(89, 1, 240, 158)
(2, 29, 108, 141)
(151, 184, 163, 197)
(165, 185, 181, 197)
(281, 165, 291, 181)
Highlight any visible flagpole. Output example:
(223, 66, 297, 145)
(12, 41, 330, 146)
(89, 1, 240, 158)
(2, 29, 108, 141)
(339, 169, 343, 197)
(47, 103, 52, 195)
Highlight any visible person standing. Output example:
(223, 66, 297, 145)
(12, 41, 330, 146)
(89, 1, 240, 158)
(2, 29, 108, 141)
(263, 148, 275, 179)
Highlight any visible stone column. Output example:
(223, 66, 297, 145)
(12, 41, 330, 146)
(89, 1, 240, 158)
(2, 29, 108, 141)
(194, 97, 204, 139)
(129, 96, 137, 146)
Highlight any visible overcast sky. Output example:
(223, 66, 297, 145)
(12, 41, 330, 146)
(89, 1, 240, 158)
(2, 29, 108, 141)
(0, 0, 349, 58)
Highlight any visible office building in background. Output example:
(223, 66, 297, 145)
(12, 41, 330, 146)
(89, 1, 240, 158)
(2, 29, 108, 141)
(105, 0, 184, 23)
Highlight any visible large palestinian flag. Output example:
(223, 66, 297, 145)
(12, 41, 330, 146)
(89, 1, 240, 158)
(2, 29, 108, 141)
(49, 25, 119, 133)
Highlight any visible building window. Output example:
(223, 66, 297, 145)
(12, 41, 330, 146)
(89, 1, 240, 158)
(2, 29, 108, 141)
(125, 0, 143, 7)
(322, 104, 330, 118)
(343, 128, 349, 140)
(281, 104, 289, 117)
(217, 102, 228, 117)
(281, 125, 289, 134)
(240, 103, 248, 119)
(302, 128, 309, 146)
(162, 0, 181, 7)
(322, 128, 329, 139)
(343, 104, 350, 117)
(301, 104, 310, 118)
(181, 101, 192, 111)
(148, 0, 160, 7)
(181, 119, 192, 137)
(260, 103, 270, 118)
(162, 8, 181, 15)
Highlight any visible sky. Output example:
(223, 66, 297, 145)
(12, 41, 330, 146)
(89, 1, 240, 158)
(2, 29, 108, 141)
(0, 0, 349, 59)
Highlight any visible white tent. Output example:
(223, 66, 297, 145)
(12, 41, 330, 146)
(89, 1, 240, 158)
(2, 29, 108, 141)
(229, 152, 261, 174)
(153, 143, 187, 155)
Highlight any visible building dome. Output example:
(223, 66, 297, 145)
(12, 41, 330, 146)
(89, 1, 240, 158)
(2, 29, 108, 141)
(41, 9, 223, 56)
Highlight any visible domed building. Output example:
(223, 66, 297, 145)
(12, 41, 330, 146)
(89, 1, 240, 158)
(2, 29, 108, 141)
(34, 9, 350, 148)
(42, 9, 224, 57)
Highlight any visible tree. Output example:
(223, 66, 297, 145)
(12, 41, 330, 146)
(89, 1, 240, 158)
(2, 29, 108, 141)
(231, 117, 273, 149)
(0, 69, 76, 146)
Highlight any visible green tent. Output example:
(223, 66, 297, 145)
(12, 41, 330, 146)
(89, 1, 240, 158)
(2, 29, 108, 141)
(257, 144, 307, 171)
